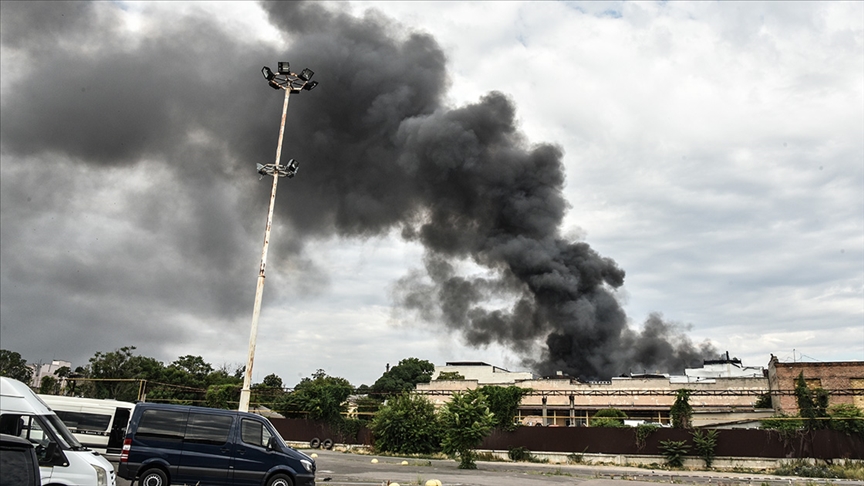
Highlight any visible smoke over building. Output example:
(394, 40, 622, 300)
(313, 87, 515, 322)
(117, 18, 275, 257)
(0, 2, 716, 378)
(261, 3, 716, 379)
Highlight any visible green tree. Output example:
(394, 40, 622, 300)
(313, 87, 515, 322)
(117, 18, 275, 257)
(353, 395, 383, 423)
(370, 358, 434, 398)
(439, 389, 495, 469)
(828, 403, 864, 437)
(260, 373, 284, 389)
(369, 393, 441, 454)
(88, 346, 165, 401)
(274, 370, 353, 423)
(592, 408, 628, 427)
(0, 349, 33, 383)
(39, 375, 59, 394)
(252, 373, 286, 407)
(205, 383, 241, 409)
(754, 392, 773, 409)
(479, 385, 529, 431)
(207, 364, 244, 387)
(670, 389, 693, 429)
(795, 372, 829, 430)
(168, 355, 213, 383)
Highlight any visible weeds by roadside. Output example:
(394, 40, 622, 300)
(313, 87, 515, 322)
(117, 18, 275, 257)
(773, 459, 864, 480)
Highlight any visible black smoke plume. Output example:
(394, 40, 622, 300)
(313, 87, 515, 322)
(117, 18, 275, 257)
(0, 2, 715, 378)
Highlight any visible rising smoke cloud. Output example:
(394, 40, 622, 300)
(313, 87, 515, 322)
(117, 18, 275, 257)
(0, 2, 716, 379)
(261, 3, 717, 379)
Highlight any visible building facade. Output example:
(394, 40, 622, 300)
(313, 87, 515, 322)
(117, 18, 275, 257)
(429, 362, 535, 384)
(28, 359, 72, 389)
(767, 356, 864, 413)
(416, 356, 773, 428)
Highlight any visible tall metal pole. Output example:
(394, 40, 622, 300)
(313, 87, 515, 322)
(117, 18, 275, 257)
(239, 88, 292, 412)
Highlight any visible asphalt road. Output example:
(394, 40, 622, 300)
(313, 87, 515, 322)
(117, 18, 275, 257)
(110, 449, 864, 486)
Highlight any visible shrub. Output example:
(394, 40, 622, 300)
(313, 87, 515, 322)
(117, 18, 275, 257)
(369, 393, 441, 455)
(508, 446, 533, 462)
(591, 408, 627, 427)
(691, 429, 719, 468)
(659, 440, 690, 468)
(828, 404, 864, 437)
(439, 389, 495, 469)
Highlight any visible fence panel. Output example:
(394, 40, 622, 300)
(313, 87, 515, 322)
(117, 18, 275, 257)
(270, 418, 863, 459)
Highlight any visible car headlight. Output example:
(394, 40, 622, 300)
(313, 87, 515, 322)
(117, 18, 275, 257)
(91, 464, 108, 486)
(300, 459, 314, 473)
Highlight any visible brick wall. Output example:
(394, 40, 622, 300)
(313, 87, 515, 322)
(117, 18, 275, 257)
(767, 357, 864, 414)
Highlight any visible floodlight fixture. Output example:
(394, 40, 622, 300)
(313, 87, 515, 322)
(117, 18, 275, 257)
(277, 62, 291, 75)
(302, 81, 318, 91)
(285, 158, 299, 178)
(298, 68, 314, 81)
(268, 80, 281, 90)
(261, 66, 275, 81)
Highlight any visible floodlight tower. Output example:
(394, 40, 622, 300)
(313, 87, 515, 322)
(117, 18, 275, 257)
(239, 62, 318, 413)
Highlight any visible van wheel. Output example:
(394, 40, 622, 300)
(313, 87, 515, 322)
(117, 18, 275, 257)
(322, 438, 333, 450)
(267, 473, 294, 486)
(309, 437, 320, 448)
(139, 468, 168, 486)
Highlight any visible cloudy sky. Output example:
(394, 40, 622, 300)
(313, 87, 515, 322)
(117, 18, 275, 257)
(1, 1, 861, 387)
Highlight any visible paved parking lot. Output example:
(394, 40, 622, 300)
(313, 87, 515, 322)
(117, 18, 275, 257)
(111, 449, 864, 486)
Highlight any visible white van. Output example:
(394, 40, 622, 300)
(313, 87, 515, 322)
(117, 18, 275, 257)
(0, 377, 116, 486)
(39, 395, 135, 456)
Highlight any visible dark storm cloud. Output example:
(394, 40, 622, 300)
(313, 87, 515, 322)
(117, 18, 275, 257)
(1, 1, 714, 378)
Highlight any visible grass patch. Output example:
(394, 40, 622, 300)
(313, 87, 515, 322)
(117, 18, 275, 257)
(527, 468, 572, 477)
(473, 451, 508, 462)
(360, 450, 448, 461)
(773, 459, 864, 480)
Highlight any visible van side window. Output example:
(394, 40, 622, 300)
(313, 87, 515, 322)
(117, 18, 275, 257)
(185, 413, 233, 445)
(13, 416, 55, 464)
(137, 409, 186, 440)
(55, 410, 112, 433)
(240, 419, 272, 448)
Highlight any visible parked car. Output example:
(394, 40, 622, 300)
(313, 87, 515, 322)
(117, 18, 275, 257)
(0, 433, 41, 486)
(0, 377, 115, 486)
(119, 402, 316, 486)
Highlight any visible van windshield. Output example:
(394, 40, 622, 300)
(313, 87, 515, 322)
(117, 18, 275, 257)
(40, 414, 84, 450)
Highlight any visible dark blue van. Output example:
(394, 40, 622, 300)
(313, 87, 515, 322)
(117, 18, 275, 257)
(118, 403, 315, 486)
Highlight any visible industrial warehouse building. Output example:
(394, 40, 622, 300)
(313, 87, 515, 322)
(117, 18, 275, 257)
(416, 355, 863, 428)
(419, 357, 772, 428)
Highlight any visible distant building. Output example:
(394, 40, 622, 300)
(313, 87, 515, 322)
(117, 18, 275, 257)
(429, 362, 535, 384)
(683, 352, 766, 381)
(767, 356, 864, 414)
(416, 355, 772, 428)
(29, 360, 72, 389)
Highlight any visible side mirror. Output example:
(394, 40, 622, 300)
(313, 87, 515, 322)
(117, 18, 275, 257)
(267, 437, 279, 450)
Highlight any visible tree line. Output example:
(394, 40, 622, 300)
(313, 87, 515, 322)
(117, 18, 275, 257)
(0, 347, 450, 416)
(1, 347, 529, 468)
